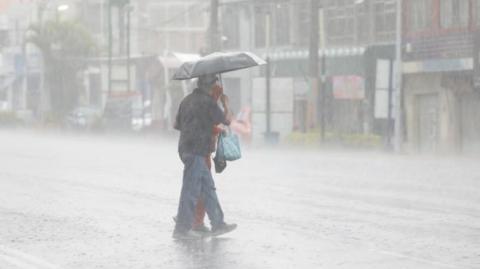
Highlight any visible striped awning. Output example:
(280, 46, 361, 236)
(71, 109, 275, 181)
(263, 47, 366, 61)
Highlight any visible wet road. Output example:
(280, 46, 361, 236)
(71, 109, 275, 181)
(0, 130, 479, 269)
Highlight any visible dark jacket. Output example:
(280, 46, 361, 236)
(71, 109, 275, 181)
(175, 88, 229, 156)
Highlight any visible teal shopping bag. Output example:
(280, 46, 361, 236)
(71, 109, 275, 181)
(216, 130, 242, 161)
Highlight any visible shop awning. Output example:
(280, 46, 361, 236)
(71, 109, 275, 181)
(264, 47, 366, 61)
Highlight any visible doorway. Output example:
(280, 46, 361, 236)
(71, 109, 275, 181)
(416, 93, 439, 153)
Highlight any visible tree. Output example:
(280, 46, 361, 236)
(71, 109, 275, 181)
(27, 20, 97, 119)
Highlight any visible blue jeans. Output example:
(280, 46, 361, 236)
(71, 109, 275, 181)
(174, 153, 224, 233)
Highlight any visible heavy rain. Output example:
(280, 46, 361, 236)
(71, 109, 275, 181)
(0, 0, 479, 268)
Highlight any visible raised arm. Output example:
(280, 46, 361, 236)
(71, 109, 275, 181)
(220, 94, 233, 125)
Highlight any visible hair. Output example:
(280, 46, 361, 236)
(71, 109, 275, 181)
(197, 74, 218, 93)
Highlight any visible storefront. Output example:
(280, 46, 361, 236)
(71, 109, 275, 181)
(263, 45, 395, 137)
(264, 47, 366, 134)
(403, 58, 480, 153)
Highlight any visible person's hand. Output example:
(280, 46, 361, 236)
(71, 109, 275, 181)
(220, 94, 229, 106)
(212, 84, 223, 100)
(217, 124, 228, 135)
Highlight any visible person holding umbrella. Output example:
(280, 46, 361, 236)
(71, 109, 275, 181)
(172, 51, 265, 239)
(191, 81, 227, 233)
(172, 74, 236, 239)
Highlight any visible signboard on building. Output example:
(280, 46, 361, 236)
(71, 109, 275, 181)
(332, 75, 365, 100)
(375, 59, 391, 119)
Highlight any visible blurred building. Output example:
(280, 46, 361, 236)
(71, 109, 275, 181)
(41, 0, 210, 130)
(0, 0, 209, 129)
(0, 0, 43, 121)
(219, 0, 398, 143)
(0, 0, 104, 121)
(62, 0, 162, 131)
(402, 0, 480, 153)
(133, 0, 210, 129)
(135, 0, 209, 55)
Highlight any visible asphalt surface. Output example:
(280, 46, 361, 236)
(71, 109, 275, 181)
(0, 130, 479, 269)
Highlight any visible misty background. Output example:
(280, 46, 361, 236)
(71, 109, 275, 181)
(0, 0, 477, 153)
(0, 0, 479, 269)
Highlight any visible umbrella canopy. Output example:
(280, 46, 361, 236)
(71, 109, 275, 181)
(172, 51, 266, 80)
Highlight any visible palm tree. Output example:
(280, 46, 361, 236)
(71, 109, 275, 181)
(27, 20, 97, 120)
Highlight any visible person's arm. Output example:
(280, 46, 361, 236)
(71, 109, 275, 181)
(212, 125, 223, 135)
(220, 94, 233, 124)
(210, 98, 230, 126)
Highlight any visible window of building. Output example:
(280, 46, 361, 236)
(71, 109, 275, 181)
(294, 2, 310, 46)
(254, 5, 268, 48)
(221, 6, 240, 49)
(373, 0, 396, 42)
(148, 4, 168, 28)
(146, 2, 207, 53)
(410, 0, 433, 32)
(274, 3, 290, 46)
(326, 1, 355, 46)
(149, 3, 195, 29)
(355, 2, 369, 45)
(169, 5, 187, 28)
(254, 3, 291, 48)
(440, 0, 469, 29)
(82, 3, 103, 35)
(187, 8, 206, 29)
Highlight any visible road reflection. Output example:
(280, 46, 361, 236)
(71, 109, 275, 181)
(174, 237, 235, 269)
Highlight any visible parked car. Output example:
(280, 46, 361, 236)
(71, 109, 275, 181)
(64, 106, 102, 131)
(131, 111, 152, 131)
(103, 98, 134, 130)
(102, 93, 152, 132)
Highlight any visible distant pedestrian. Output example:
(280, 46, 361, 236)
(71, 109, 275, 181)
(172, 74, 237, 239)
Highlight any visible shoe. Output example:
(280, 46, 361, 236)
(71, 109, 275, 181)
(192, 224, 210, 233)
(172, 229, 203, 240)
(211, 223, 237, 237)
(173, 217, 210, 234)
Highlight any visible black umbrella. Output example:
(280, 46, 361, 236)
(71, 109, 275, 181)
(172, 51, 266, 80)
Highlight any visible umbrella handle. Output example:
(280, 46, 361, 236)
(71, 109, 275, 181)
(219, 74, 223, 88)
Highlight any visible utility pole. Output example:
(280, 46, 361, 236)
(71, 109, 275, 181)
(265, 12, 272, 138)
(309, 0, 322, 140)
(387, 58, 394, 151)
(394, 0, 403, 152)
(108, 0, 112, 94)
(208, 0, 220, 53)
(126, 5, 131, 92)
(319, 7, 326, 142)
(108, 0, 114, 95)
